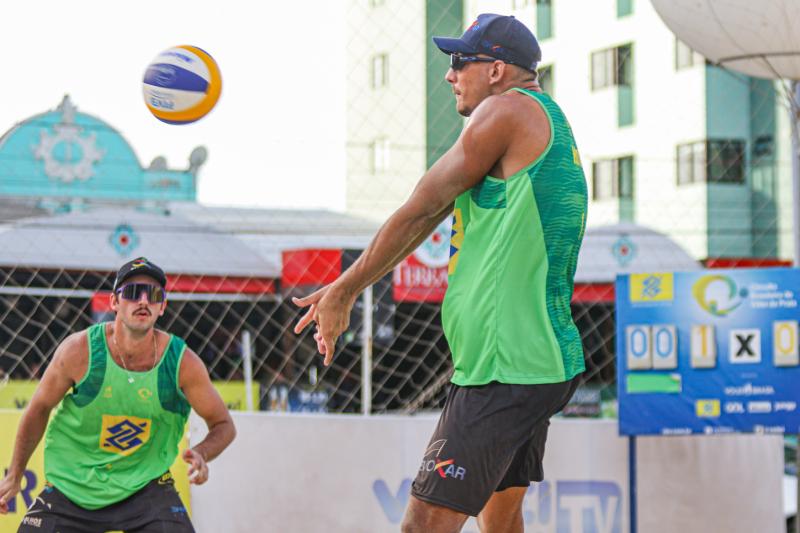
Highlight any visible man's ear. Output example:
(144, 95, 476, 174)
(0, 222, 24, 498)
(158, 299, 168, 317)
(109, 292, 119, 311)
(488, 60, 506, 84)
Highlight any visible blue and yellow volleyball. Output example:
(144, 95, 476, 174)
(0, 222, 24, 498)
(142, 45, 222, 124)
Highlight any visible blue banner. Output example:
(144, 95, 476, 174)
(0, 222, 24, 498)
(616, 268, 800, 436)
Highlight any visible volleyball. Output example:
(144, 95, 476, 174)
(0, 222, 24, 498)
(142, 45, 222, 124)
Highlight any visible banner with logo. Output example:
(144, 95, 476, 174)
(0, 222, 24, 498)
(393, 219, 451, 302)
(212, 381, 260, 411)
(616, 267, 800, 435)
(0, 410, 191, 532)
(0, 381, 38, 410)
(188, 413, 782, 533)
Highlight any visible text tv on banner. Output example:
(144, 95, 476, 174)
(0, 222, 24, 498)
(616, 268, 800, 436)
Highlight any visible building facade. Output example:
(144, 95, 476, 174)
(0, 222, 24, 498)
(346, 0, 796, 263)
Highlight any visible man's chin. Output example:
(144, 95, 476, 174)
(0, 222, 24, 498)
(125, 316, 155, 331)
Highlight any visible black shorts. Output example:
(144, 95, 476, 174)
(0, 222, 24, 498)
(17, 471, 194, 533)
(411, 377, 580, 516)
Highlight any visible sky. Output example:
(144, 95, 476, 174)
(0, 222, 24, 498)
(0, 0, 347, 211)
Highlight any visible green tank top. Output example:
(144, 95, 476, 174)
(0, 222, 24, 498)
(442, 88, 587, 386)
(44, 323, 191, 509)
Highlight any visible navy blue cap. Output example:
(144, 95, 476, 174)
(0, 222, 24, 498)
(433, 14, 541, 72)
(113, 257, 167, 291)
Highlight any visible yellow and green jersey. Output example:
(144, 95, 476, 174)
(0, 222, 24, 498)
(442, 88, 587, 386)
(44, 323, 191, 509)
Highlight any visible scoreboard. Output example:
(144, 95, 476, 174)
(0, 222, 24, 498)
(616, 268, 799, 436)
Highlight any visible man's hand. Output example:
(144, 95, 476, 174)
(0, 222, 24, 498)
(292, 284, 356, 367)
(0, 473, 21, 514)
(183, 448, 208, 485)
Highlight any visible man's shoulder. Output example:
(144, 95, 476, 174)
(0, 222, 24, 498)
(475, 90, 547, 124)
(52, 329, 91, 381)
(60, 329, 91, 357)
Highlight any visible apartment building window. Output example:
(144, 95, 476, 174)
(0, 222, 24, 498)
(677, 140, 745, 184)
(372, 138, 391, 173)
(675, 39, 701, 70)
(538, 64, 553, 95)
(592, 156, 634, 200)
(591, 44, 632, 90)
(372, 54, 388, 89)
(617, 0, 633, 17)
(536, 0, 552, 40)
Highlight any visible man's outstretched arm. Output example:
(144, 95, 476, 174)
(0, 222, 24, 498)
(293, 95, 516, 363)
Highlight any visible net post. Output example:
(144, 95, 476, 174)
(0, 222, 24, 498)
(361, 285, 373, 416)
(241, 329, 254, 412)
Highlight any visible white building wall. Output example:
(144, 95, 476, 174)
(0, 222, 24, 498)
(468, 0, 711, 257)
(345, 0, 428, 222)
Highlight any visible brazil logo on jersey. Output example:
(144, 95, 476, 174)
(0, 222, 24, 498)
(100, 415, 151, 456)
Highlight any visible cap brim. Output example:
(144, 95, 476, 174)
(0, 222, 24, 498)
(432, 36, 477, 56)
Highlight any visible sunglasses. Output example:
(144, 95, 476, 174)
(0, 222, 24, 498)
(116, 283, 166, 304)
(450, 54, 497, 71)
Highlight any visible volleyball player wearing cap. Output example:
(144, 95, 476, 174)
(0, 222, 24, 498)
(0, 257, 235, 532)
(296, 13, 588, 531)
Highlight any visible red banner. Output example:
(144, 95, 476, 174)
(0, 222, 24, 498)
(393, 255, 448, 302)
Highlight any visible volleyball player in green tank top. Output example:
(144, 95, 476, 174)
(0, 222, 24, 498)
(294, 14, 587, 532)
(0, 257, 235, 532)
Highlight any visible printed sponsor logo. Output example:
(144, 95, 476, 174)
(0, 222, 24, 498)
(22, 516, 42, 527)
(137, 388, 153, 401)
(695, 399, 720, 418)
(723, 383, 775, 396)
(630, 273, 674, 303)
(747, 401, 772, 414)
(753, 424, 785, 434)
(692, 275, 747, 316)
(661, 427, 692, 435)
(703, 426, 735, 435)
(99, 415, 151, 456)
(374, 478, 622, 531)
(448, 209, 464, 275)
(774, 401, 797, 412)
(418, 439, 466, 480)
(724, 402, 745, 414)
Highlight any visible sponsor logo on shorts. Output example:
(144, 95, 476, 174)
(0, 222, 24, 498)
(418, 438, 467, 480)
(22, 516, 43, 528)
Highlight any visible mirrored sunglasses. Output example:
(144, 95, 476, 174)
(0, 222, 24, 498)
(116, 283, 166, 304)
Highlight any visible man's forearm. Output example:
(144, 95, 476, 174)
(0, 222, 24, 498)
(6, 405, 50, 480)
(192, 419, 235, 462)
(337, 202, 452, 296)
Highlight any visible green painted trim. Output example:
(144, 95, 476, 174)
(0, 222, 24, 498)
(627, 373, 681, 394)
(536, 0, 553, 39)
(426, 0, 464, 168)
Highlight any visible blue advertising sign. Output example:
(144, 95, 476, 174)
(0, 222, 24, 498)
(616, 268, 800, 436)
